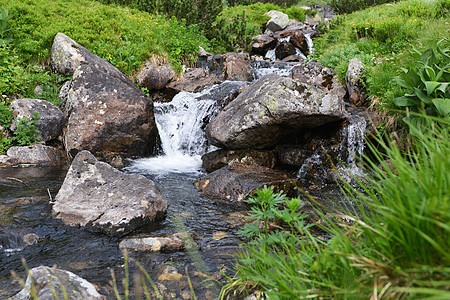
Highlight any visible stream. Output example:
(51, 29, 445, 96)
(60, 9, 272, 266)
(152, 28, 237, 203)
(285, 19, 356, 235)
(0, 61, 367, 299)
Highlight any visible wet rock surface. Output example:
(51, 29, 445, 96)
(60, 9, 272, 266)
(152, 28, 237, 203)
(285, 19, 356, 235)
(206, 73, 346, 149)
(52, 150, 168, 236)
(119, 233, 187, 252)
(346, 58, 366, 106)
(201, 149, 278, 173)
(195, 164, 299, 202)
(166, 68, 221, 94)
(3, 144, 65, 167)
(138, 62, 174, 91)
(10, 99, 65, 143)
(10, 266, 104, 300)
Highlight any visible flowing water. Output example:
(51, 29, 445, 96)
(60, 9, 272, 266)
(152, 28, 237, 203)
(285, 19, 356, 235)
(0, 60, 365, 298)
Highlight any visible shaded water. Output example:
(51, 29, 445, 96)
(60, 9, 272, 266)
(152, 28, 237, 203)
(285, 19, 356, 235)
(0, 60, 361, 298)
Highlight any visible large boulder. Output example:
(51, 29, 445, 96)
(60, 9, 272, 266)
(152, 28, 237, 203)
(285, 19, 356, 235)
(10, 99, 65, 142)
(51, 32, 126, 81)
(10, 266, 104, 300)
(290, 61, 347, 99)
(275, 29, 309, 54)
(223, 53, 253, 81)
(195, 164, 299, 202)
(275, 41, 296, 60)
(52, 151, 168, 236)
(137, 62, 174, 91)
(59, 64, 158, 157)
(265, 11, 290, 32)
(201, 149, 278, 173)
(345, 58, 366, 106)
(251, 34, 277, 56)
(206, 74, 346, 149)
(166, 68, 221, 94)
(4, 144, 64, 166)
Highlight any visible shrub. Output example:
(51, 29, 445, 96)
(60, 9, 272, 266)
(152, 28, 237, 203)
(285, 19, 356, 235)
(223, 116, 450, 299)
(227, 0, 299, 7)
(393, 41, 450, 131)
(330, 0, 397, 14)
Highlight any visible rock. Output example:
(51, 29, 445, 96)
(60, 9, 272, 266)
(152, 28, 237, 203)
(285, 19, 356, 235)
(251, 35, 277, 56)
(265, 11, 290, 32)
(195, 164, 299, 202)
(158, 266, 183, 281)
(275, 145, 312, 167)
(195, 55, 225, 79)
(52, 150, 167, 236)
(281, 54, 303, 62)
(166, 68, 221, 94)
(51, 32, 126, 81)
(276, 30, 308, 54)
(275, 41, 296, 60)
(119, 233, 187, 252)
(212, 231, 227, 240)
(5, 144, 64, 166)
(201, 149, 278, 173)
(0, 155, 18, 167)
(206, 74, 346, 149)
(291, 61, 347, 99)
(60, 64, 158, 158)
(10, 266, 104, 300)
(10, 99, 65, 142)
(345, 58, 366, 106)
(137, 62, 174, 90)
(223, 53, 252, 81)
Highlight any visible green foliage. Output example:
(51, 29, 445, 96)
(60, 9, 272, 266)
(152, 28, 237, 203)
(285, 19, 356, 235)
(1, 0, 208, 75)
(0, 98, 12, 128)
(393, 41, 450, 130)
(0, 137, 11, 155)
(224, 116, 450, 299)
(330, 0, 396, 14)
(227, 0, 299, 7)
(0, 4, 15, 47)
(13, 111, 40, 146)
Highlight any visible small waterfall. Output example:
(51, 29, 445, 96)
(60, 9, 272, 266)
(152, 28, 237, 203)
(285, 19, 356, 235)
(339, 115, 367, 176)
(250, 60, 295, 79)
(297, 151, 323, 178)
(128, 82, 245, 173)
(305, 32, 314, 54)
(265, 49, 276, 61)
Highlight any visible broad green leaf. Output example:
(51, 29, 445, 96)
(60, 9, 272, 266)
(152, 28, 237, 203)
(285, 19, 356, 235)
(437, 83, 449, 94)
(434, 64, 450, 81)
(393, 96, 419, 107)
(413, 87, 432, 104)
(394, 78, 413, 90)
(403, 69, 420, 88)
(425, 81, 441, 96)
(424, 66, 436, 81)
(432, 98, 450, 117)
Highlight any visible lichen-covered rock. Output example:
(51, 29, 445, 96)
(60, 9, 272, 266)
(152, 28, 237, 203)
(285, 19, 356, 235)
(137, 62, 174, 90)
(52, 151, 168, 236)
(10, 266, 104, 300)
(166, 68, 221, 94)
(290, 61, 347, 99)
(206, 74, 346, 149)
(5, 144, 64, 166)
(10, 99, 65, 142)
(60, 64, 158, 157)
(265, 10, 290, 32)
(345, 58, 366, 106)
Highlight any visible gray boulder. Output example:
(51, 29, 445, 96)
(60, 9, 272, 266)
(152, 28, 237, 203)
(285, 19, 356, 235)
(5, 144, 64, 166)
(52, 150, 168, 236)
(223, 53, 253, 81)
(137, 62, 174, 90)
(206, 74, 346, 149)
(195, 164, 298, 202)
(166, 68, 221, 94)
(345, 58, 366, 106)
(265, 11, 290, 32)
(202, 149, 278, 173)
(290, 61, 347, 99)
(60, 64, 158, 158)
(251, 35, 277, 55)
(10, 266, 104, 300)
(10, 99, 65, 142)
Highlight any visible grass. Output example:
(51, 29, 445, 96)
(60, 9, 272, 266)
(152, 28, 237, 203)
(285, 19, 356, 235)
(309, 0, 450, 109)
(222, 114, 450, 299)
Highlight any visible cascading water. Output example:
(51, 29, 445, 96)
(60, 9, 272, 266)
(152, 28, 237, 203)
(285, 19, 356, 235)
(339, 115, 367, 175)
(128, 82, 245, 173)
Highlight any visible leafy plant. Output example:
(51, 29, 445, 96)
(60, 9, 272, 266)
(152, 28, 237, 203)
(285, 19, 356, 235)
(0, 98, 12, 128)
(13, 111, 40, 146)
(393, 40, 450, 131)
(329, 0, 396, 14)
(0, 5, 15, 47)
(223, 115, 450, 299)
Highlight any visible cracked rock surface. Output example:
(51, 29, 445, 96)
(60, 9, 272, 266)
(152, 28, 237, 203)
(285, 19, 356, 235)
(206, 73, 346, 149)
(52, 150, 167, 236)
